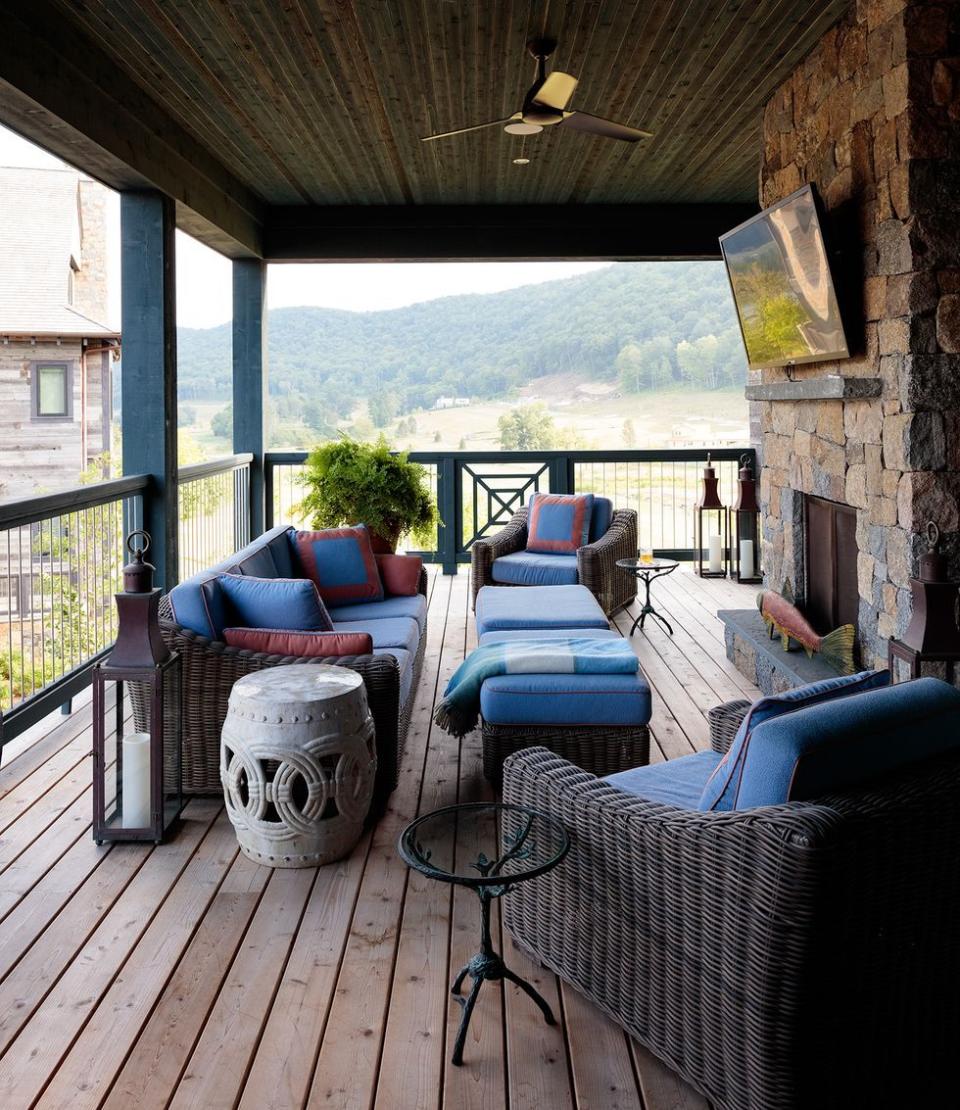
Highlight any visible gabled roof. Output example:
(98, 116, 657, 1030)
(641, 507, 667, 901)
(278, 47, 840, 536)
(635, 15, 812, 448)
(0, 166, 118, 338)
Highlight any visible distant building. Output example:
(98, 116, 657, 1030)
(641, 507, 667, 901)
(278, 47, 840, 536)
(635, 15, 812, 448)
(434, 396, 471, 410)
(0, 166, 119, 501)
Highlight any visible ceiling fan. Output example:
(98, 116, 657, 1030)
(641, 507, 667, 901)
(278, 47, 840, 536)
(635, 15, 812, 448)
(421, 37, 653, 145)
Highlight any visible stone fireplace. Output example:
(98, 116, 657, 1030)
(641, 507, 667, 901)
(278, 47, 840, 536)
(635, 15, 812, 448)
(749, 0, 960, 673)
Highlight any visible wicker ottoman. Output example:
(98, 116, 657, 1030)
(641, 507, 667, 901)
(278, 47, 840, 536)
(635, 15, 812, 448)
(477, 629, 652, 787)
(221, 664, 376, 866)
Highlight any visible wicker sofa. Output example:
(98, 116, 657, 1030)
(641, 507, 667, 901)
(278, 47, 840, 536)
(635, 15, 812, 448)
(471, 500, 638, 616)
(157, 525, 427, 815)
(501, 681, 960, 1109)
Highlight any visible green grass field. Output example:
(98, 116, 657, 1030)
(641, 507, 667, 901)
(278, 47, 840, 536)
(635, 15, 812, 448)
(189, 386, 750, 458)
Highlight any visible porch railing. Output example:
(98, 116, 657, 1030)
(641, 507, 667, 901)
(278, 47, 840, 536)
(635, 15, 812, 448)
(265, 447, 754, 574)
(0, 453, 252, 747)
(178, 453, 252, 579)
(0, 475, 148, 738)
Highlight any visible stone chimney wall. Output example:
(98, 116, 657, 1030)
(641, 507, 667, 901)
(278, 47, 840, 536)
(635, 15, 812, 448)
(73, 179, 109, 326)
(757, 0, 960, 668)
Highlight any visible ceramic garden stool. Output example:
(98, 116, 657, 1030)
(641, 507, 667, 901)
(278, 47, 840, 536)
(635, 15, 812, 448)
(221, 663, 376, 867)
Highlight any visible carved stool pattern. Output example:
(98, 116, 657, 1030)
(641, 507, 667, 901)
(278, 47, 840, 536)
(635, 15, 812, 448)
(221, 664, 376, 867)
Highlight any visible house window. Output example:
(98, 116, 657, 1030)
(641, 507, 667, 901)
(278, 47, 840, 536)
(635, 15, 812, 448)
(31, 361, 73, 421)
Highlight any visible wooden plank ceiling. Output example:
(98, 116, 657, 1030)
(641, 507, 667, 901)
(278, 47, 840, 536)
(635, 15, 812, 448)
(49, 0, 850, 209)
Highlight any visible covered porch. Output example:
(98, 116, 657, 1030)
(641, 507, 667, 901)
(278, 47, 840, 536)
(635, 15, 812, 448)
(0, 566, 757, 1110)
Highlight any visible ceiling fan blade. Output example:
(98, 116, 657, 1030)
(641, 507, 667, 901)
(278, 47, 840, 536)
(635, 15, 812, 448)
(421, 115, 519, 142)
(532, 71, 578, 111)
(560, 111, 653, 142)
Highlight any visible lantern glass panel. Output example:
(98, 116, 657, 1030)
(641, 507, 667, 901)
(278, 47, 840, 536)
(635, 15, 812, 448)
(93, 655, 183, 843)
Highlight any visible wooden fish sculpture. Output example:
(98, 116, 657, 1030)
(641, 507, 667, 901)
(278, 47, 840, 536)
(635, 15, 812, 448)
(756, 580, 856, 675)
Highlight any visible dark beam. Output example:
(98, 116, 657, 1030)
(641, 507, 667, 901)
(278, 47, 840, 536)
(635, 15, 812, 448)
(232, 260, 268, 538)
(264, 204, 758, 262)
(121, 192, 179, 590)
(0, 2, 262, 258)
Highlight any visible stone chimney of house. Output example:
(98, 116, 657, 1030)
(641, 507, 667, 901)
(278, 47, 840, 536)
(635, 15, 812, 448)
(756, 0, 960, 670)
(73, 179, 109, 326)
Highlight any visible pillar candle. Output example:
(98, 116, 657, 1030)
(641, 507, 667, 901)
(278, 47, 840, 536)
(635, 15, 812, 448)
(708, 534, 722, 573)
(122, 732, 151, 828)
(740, 539, 755, 579)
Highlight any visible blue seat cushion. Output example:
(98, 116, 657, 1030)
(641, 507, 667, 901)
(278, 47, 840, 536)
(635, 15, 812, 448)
(478, 627, 620, 647)
(605, 751, 723, 809)
(219, 573, 333, 633)
(480, 670, 652, 728)
(475, 585, 609, 637)
(491, 551, 579, 587)
(333, 616, 420, 656)
(699, 669, 891, 811)
(589, 497, 613, 543)
(326, 594, 428, 635)
(168, 525, 300, 639)
(373, 647, 414, 706)
(731, 677, 960, 809)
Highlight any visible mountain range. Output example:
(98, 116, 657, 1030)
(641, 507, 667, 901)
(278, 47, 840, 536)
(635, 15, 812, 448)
(177, 262, 747, 423)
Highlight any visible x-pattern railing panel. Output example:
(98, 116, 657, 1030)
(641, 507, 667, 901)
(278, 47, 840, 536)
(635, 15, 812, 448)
(462, 462, 550, 550)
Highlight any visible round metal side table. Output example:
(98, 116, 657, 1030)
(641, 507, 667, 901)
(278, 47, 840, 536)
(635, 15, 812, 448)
(398, 802, 570, 1066)
(617, 557, 680, 636)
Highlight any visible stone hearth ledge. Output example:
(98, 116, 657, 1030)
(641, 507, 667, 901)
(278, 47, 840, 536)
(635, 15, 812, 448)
(745, 377, 882, 402)
(719, 608, 846, 696)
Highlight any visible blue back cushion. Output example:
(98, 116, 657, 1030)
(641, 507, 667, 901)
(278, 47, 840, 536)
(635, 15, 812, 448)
(218, 573, 333, 632)
(735, 678, 960, 808)
(698, 669, 891, 811)
(235, 546, 277, 578)
(589, 497, 613, 542)
(167, 525, 296, 638)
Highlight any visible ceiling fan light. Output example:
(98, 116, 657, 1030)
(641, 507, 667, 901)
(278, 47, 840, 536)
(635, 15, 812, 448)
(504, 121, 543, 135)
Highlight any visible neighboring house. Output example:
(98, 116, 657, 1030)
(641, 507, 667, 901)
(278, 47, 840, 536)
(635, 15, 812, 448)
(0, 166, 119, 502)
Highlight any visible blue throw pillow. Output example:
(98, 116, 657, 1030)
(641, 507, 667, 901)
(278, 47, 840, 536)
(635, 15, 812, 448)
(526, 493, 595, 555)
(217, 573, 333, 632)
(698, 669, 892, 811)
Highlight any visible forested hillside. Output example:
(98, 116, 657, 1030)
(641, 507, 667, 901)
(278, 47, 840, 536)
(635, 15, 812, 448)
(177, 262, 747, 429)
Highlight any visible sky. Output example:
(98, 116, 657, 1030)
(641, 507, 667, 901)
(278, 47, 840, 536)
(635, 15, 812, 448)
(0, 125, 611, 330)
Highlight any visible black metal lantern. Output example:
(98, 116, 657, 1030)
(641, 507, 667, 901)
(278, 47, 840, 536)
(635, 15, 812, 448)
(730, 454, 762, 584)
(889, 522, 960, 681)
(694, 454, 729, 578)
(92, 530, 183, 844)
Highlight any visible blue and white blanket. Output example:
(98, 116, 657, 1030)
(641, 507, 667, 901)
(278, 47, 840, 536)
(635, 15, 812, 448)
(433, 637, 639, 738)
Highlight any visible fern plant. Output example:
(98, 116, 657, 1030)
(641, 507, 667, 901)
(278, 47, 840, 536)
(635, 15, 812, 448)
(296, 437, 439, 551)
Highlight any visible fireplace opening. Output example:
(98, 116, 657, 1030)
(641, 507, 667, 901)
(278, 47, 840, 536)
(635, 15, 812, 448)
(803, 495, 859, 640)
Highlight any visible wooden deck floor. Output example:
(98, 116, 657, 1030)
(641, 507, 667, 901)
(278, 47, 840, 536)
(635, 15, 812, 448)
(0, 568, 760, 1110)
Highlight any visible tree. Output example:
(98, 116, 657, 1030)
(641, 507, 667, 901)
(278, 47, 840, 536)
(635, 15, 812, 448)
(622, 418, 636, 447)
(210, 404, 232, 439)
(497, 405, 557, 450)
(369, 392, 398, 428)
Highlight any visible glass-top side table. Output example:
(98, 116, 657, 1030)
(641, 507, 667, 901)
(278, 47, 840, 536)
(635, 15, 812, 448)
(398, 802, 570, 1066)
(617, 557, 680, 636)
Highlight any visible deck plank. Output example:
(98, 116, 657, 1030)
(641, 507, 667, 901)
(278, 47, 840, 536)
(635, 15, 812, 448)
(102, 851, 272, 1109)
(0, 570, 753, 1110)
(0, 800, 222, 1105)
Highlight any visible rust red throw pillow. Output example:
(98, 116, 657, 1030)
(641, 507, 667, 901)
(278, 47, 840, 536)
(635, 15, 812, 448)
(294, 525, 384, 607)
(223, 627, 373, 657)
(375, 554, 423, 597)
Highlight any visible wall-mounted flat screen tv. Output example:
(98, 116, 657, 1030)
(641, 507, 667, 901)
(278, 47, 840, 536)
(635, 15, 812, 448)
(720, 184, 849, 370)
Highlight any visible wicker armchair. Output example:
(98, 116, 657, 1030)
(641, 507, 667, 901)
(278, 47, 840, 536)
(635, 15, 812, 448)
(471, 505, 638, 615)
(152, 568, 427, 818)
(500, 700, 960, 1110)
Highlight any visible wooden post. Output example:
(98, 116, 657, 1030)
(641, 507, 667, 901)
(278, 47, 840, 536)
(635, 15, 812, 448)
(233, 259, 268, 539)
(438, 456, 458, 575)
(121, 192, 178, 589)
